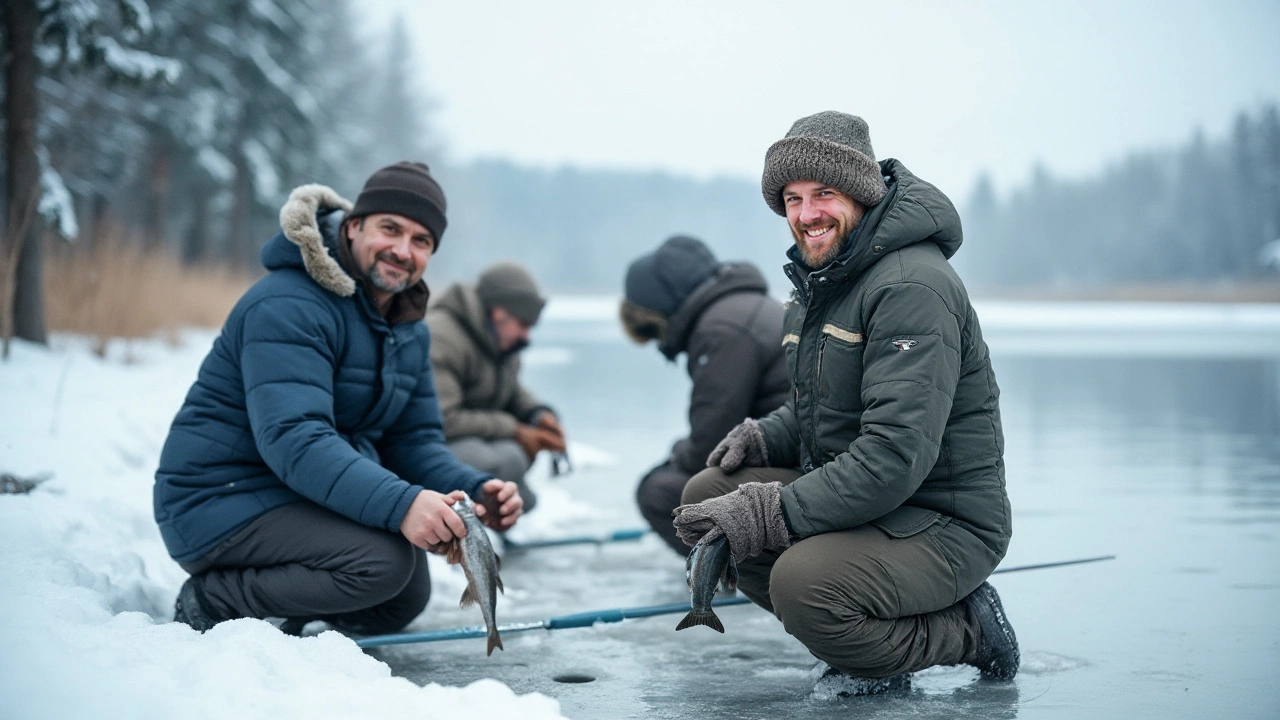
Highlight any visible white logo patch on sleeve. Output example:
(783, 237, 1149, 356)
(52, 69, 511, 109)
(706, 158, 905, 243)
(892, 339, 919, 351)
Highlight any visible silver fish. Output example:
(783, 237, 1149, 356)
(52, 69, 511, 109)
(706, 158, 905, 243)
(442, 497, 505, 655)
(675, 534, 738, 633)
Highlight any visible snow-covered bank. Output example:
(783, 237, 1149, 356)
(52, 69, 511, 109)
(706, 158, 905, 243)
(0, 333, 569, 720)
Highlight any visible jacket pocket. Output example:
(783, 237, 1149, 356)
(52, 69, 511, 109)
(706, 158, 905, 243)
(817, 322, 865, 411)
(870, 505, 943, 538)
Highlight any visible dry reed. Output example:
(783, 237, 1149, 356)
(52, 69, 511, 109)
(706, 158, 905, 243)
(45, 233, 253, 347)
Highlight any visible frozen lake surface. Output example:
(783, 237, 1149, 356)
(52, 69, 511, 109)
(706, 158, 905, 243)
(2, 300, 1276, 719)
(376, 301, 1280, 719)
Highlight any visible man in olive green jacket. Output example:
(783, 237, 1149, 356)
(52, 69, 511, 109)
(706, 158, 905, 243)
(427, 262, 566, 513)
(674, 111, 1018, 694)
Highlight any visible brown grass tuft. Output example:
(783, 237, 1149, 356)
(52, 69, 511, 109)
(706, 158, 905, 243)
(45, 232, 253, 347)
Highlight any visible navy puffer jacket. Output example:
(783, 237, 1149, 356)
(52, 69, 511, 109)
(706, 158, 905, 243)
(154, 184, 489, 563)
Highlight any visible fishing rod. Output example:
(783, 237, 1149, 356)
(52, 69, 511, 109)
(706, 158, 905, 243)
(354, 554, 1114, 650)
(357, 597, 752, 649)
(504, 528, 651, 550)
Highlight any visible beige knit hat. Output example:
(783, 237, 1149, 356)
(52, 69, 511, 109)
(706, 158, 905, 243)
(761, 111, 888, 216)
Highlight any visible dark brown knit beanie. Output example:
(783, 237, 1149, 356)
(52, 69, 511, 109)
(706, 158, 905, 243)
(760, 111, 888, 216)
(476, 262, 547, 326)
(350, 161, 448, 250)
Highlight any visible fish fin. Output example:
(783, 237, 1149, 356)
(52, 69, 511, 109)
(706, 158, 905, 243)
(674, 611, 725, 633)
(496, 574, 504, 594)
(722, 557, 739, 593)
(443, 540, 464, 566)
(486, 629, 504, 656)
(459, 584, 478, 609)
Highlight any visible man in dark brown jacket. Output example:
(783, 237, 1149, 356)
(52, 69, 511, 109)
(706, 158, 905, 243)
(673, 112, 1018, 695)
(427, 262, 566, 513)
(621, 236, 789, 554)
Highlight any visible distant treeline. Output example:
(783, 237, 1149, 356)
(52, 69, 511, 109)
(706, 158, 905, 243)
(954, 105, 1280, 292)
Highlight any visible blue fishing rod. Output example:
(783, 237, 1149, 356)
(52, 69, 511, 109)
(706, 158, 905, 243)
(354, 554, 1115, 649)
(504, 528, 651, 550)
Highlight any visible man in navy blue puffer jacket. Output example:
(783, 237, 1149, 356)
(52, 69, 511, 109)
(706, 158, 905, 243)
(154, 162, 523, 635)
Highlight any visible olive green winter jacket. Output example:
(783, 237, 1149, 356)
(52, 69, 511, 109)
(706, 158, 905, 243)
(759, 159, 1011, 559)
(426, 283, 548, 440)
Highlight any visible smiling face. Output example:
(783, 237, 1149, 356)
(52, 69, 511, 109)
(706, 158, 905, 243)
(782, 180, 865, 269)
(346, 213, 435, 309)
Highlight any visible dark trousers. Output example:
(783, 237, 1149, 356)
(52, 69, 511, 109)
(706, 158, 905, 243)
(636, 461, 695, 554)
(682, 467, 984, 678)
(181, 501, 430, 635)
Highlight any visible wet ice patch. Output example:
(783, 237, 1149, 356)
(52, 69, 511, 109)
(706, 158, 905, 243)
(909, 664, 980, 693)
(1020, 651, 1088, 674)
(808, 662, 912, 700)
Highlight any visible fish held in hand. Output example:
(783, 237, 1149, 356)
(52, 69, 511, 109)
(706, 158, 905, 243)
(441, 497, 505, 655)
(675, 534, 738, 633)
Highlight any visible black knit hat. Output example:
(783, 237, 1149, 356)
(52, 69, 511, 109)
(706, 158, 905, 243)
(350, 161, 448, 250)
(761, 111, 888, 216)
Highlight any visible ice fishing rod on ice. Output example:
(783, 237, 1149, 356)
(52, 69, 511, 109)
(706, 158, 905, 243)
(354, 554, 1115, 649)
(503, 528, 651, 550)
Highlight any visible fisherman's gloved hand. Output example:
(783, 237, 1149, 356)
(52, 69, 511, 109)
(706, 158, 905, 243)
(706, 418, 769, 472)
(671, 481, 792, 562)
(514, 423, 562, 459)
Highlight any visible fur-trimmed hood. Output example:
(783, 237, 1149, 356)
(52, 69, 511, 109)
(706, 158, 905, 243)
(268, 183, 357, 296)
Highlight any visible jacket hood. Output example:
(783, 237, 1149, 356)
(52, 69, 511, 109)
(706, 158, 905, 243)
(660, 262, 769, 359)
(785, 159, 963, 288)
(263, 184, 358, 296)
(430, 282, 501, 357)
(624, 235, 720, 318)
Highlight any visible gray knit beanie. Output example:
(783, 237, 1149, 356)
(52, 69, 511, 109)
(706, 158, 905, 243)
(761, 111, 888, 216)
(350, 161, 448, 250)
(476, 262, 547, 326)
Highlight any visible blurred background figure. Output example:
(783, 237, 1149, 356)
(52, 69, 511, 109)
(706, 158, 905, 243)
(621, 236, 790, 554)
(428, 262, 566, 514)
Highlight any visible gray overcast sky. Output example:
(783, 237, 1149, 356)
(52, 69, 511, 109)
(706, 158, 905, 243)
(361, 0, 1280, 204)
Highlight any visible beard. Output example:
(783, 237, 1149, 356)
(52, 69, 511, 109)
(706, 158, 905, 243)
(364, 252, 415, 294)
(791, 225, 852, 269)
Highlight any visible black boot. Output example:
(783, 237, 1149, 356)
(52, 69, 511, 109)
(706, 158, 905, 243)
(811, 662, 911, 698)
(963, 581, 1020, 680)
(172, 575, 227, 632)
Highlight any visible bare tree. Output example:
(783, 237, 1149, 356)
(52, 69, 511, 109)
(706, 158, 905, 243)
(2, 0, 44, 354)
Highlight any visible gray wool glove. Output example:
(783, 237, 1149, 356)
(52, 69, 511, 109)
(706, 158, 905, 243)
(706, 418, 769, 472)
(671, 481, 792, 562)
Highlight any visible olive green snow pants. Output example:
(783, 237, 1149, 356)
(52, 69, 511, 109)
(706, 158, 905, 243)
(682, 467, 987, 678)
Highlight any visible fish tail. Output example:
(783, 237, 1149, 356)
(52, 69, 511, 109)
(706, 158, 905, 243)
(675, 610, 724, 633)
(486, 628, 504, 656)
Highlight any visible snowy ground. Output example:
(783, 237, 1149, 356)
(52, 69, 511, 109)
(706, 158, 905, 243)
(2, 299, 1279, 719)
